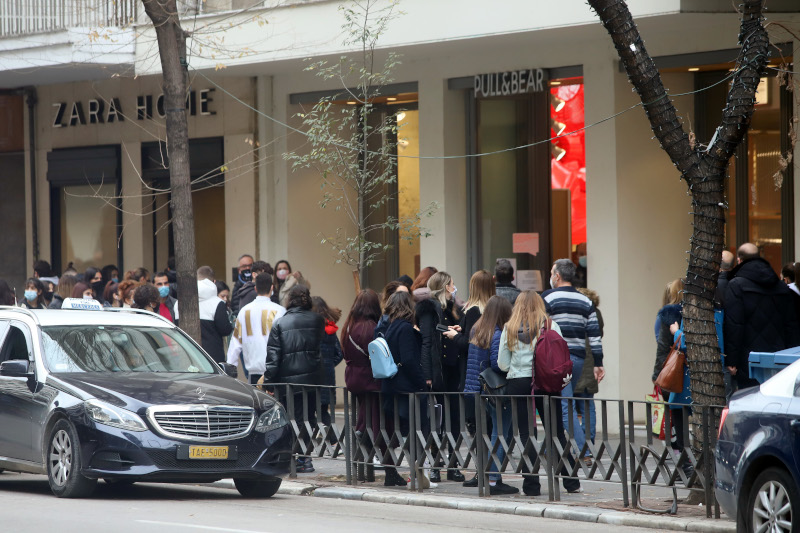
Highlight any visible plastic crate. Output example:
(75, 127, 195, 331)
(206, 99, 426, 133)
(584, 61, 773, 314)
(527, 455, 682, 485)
(748, 346, 800, 383)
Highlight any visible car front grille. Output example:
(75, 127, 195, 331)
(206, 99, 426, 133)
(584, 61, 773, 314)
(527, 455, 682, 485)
(146, 405, 255, 442)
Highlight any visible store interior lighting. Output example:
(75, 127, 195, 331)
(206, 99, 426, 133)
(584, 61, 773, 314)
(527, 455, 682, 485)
(396, 111, 406, 121)
(551, 118, 567, 136)
(551, 144, 567, 161)
(551, 94, 565, 112)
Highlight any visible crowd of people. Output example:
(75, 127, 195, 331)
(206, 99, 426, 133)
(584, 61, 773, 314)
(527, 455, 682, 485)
(7, 253, 608, 495)
(651, 242, 800, 475)
(237, 255, 605, 495)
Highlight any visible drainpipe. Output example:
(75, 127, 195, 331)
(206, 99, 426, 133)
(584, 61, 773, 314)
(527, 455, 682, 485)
(25, 87, 38, 260)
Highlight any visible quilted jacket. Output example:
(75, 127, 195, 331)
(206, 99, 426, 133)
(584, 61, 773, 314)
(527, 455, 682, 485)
(723, 258, 800, 372)
(464, 327, 503, 394)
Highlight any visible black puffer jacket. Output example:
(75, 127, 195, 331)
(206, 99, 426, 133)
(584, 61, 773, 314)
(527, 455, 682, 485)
(723, 258, 800, 373)
(264, 307, 325, 385)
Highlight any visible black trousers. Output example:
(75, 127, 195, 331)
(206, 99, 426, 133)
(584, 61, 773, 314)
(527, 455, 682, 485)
(277, 387, 317, 454)
(506, 377, 580, 494)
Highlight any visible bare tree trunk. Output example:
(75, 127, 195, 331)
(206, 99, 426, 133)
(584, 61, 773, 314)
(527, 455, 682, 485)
(588, 0, 768, 472)
(141, 0, 201, 343)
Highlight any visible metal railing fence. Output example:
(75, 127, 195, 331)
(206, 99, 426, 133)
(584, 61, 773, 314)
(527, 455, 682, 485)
(266, 383, 724, 518)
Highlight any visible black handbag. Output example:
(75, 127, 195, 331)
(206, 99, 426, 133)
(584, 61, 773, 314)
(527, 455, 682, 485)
(479, 366, 508, 396)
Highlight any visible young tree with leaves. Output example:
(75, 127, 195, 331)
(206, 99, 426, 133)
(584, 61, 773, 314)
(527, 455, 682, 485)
(141, 0, 200, 342)
(588, 0, 769, 475)
(286, 0, 435, 291)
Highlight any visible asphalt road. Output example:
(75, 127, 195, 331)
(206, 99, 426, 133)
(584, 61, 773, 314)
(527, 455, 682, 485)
(0, 472, 661, 533)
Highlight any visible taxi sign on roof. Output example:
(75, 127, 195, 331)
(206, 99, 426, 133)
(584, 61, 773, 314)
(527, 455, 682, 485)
(61, 298, 104, 311)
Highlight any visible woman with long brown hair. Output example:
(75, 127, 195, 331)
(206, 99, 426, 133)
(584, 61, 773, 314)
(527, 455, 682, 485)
(498, 290, 581, 496)
(341, 289, 404, 486)
(462, 295, 513, 492)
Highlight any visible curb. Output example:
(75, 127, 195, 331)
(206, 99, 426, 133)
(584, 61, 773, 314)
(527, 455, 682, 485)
(211, 480, 735, 533)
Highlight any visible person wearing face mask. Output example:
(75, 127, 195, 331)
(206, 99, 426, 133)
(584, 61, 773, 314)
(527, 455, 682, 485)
(272, 260, 310, 307)
(231, 254, 254, 316)
(71, 282, 93, 300)
(153, 272, 179, 325)
(101, 264, 120, 285)
(33, 260, 58, 306)
(84, 267, 106, 302)
(20, 278, 46, 309)
(116, 280, 139, 309)
(414, 271, 465, 483)
(132, 284, 161, 312)
(235, 261, 272, 313)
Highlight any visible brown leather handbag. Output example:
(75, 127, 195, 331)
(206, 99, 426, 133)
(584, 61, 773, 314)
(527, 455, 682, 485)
(656, 334, 686, 394)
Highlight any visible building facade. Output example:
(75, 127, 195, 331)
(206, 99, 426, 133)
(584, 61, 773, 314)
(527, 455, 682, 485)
(0, 0, 797, 405)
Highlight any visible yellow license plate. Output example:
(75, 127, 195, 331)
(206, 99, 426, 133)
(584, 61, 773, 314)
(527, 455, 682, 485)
(188, 446, 229, 459)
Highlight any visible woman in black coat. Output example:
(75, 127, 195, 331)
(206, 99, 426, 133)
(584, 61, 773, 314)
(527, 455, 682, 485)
(380, 291, 427, 473)
(264, 284, 324, 473)
(414, 271, 464, 482)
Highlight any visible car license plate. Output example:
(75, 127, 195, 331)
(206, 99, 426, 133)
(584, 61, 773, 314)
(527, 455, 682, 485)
(188, 445, 229, 460)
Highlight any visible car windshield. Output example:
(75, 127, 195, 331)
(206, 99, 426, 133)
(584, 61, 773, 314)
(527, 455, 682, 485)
(40, 325, 217, 374)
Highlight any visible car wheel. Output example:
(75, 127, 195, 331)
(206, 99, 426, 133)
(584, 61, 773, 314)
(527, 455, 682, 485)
(47, 419, 97, 498)
(746, 467, 798, 533)
(234, 477, 281, 498)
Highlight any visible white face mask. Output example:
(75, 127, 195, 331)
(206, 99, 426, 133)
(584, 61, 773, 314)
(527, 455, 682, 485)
(449, 285, 457, 299)
(550, 276, 557, 289)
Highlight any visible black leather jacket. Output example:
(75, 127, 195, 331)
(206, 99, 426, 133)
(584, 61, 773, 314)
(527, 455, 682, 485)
(264, 307, 325, 385)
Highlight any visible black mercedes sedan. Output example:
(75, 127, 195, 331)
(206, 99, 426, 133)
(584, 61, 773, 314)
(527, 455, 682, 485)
(0, 304, 291, 498)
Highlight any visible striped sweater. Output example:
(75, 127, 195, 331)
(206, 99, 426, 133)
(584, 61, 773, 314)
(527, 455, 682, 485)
(542, 286, 604, 367)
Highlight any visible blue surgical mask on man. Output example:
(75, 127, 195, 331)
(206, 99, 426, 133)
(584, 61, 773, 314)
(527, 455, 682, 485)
(158, 286, 170, 298)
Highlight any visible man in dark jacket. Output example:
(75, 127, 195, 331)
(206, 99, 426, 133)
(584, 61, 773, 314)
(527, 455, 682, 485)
(231, 254, 254, 316)
(494, 259, 520, 305)
(235, 261, 272, 313)
(724, 243, 800, 389)
(264, 284, 324, 473)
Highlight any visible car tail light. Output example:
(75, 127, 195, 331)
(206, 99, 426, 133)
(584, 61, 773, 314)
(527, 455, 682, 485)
(718, 407, 729, 439)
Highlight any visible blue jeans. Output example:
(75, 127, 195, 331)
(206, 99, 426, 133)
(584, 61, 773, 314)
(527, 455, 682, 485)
(574, 392, 596, 446)
(486, 398, 512, 482)
(561, 355, 588, 457)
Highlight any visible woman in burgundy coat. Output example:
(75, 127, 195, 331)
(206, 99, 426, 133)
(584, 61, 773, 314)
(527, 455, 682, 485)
(341, 289, 404, 486)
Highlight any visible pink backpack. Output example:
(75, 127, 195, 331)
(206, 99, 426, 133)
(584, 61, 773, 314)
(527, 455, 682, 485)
(532, 318, 573, 394)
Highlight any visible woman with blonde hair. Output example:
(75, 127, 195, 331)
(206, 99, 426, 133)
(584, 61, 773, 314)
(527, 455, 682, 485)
(443, 269, 495, 472)
(498, 290, 581, 496)
(48, 274, 77, 309)
(415, 270, 464, 483)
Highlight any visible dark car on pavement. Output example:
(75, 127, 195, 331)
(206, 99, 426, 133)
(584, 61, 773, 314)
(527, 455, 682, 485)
(0, 304, 291, 498)
(715, 359, 800, 532)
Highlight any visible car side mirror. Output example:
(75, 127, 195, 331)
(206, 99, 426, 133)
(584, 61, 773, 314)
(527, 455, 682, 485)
(0, 359, 32, 377)
(218, 362, 238, 378)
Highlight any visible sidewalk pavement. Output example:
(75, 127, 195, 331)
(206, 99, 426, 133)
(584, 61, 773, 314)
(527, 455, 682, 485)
(211, 457, 735, 532)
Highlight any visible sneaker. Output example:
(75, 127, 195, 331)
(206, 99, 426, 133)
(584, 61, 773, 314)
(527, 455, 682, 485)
(523, 488, 541, 497)
(296, 459, 315, 473)
(429, 469, 441, 483)
(462, 474, 478, 488)
(490, 482, 520, 495)
(566, 486, 583, 494)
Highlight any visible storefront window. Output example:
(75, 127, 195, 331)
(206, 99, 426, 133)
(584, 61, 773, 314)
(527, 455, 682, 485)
(397, 109, 421, 278)
(550, 82, 586, 263)
(59, 183, 118, 273)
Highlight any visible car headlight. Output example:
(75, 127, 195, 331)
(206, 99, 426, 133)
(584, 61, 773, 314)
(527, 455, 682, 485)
(254, 404, 287, 433)
(85, 399, 147, 432)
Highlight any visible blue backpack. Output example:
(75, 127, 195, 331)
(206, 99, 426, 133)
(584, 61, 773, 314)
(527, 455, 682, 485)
(368, 335, 398, 379)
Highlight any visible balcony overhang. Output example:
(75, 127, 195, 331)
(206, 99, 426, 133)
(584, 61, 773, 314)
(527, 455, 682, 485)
(0, 27, 135, 88)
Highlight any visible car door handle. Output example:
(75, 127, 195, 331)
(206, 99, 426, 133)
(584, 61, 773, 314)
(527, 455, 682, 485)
(791, 420, 800, 431)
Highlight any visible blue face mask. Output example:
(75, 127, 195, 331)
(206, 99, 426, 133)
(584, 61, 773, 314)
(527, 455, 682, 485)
(158, 286, 170, 298)
(112, 277, 119, 283)
(578, 256, 587, 268)
(24, 290, 37, 302)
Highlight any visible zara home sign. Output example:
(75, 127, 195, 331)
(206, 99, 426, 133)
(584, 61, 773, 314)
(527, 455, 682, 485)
(473, 69, 547, 97)
(52, 89, 216, 128)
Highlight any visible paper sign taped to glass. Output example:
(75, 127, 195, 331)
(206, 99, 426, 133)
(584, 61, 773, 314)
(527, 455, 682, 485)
(512, 233, 539, 256)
